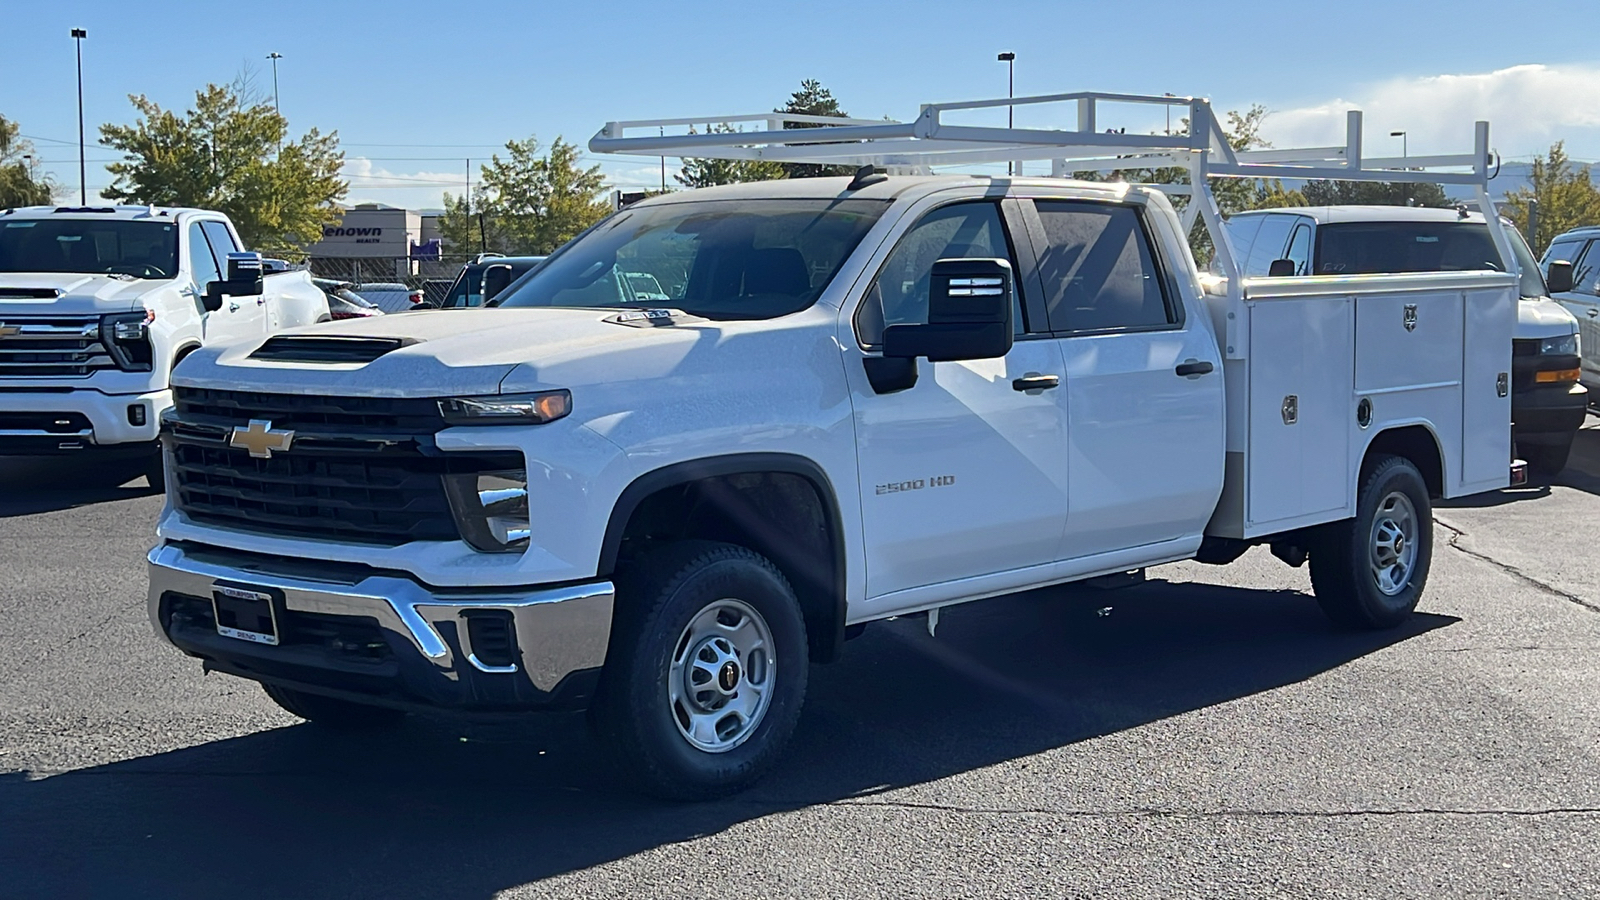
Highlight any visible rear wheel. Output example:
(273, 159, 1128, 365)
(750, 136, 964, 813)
(591, 540, 808, 800)
(1310, 455, 1432, 629)
(261, 683, 406, 730)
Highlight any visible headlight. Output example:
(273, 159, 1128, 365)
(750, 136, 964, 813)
(1539, 334, 1579, 356)
(444, 467, 531, 552)
(100, 309, 156, 371)
(437, 390, 571, 426)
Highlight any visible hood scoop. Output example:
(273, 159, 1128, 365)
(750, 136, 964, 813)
(0, 288, 66, 299)
(250, 334, 418, 364)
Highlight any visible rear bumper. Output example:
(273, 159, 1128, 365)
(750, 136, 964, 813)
(147, 542, 614, 712)
(1511, 382, 1588, 446)
(0, 387, 168, 453)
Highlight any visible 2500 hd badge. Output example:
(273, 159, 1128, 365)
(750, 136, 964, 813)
(876, 475, 956, 495)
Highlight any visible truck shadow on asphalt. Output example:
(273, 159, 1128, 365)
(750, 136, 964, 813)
(0, 456, 157, 516)
(2, 579, 1456, 899)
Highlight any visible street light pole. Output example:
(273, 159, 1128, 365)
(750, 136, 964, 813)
(1391, 130, 1409, 206)
(267, 52, 282, 112)
(71, 28, 87, 205)
(997, 52, 1015, 176)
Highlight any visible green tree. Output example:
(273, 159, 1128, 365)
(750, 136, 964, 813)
(0, 115, 53, 207)
(1502, 142, 1600, 255)
(439, 136, 609, 256)
(1300, 179, 1450, 208)
(98, 83, 346, 258)
(676, 124, 786, 189)
(777, 78, 853, 179)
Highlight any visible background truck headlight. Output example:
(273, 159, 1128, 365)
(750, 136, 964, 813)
(100, 309, 156, 371)
(444, 468, 531, 552)
(1539, 334, 1579, 357)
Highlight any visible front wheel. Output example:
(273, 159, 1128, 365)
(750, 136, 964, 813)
(590, 541, 808, 800)
(1310, 455, 1433, 630)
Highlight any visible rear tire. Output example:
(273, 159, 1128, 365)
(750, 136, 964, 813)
(261, 683, 406, 730)
(591, 540, 808, 800)
(1310, 455, 1432, 630)
(1522, 440, 1572, 480)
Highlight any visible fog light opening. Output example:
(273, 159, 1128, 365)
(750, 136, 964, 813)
(127, 403, 147, 427)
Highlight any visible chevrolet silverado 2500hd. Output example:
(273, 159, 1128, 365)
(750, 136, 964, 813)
(0, 205, 328, 486)
(147, 93, 1521, 799)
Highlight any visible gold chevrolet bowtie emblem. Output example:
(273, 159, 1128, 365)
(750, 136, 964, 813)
(229, 419, 295, 459)
(0, 322, 19, 338)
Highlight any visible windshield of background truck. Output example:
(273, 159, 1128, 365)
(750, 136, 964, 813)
(494, 199, 888, 319)
(1312, 219, 1528, 288)
(0, 219, 180, 278)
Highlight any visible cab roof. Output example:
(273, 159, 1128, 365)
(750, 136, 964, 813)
(1231, 205, 1484, 225)
(0, 204, 219, 220)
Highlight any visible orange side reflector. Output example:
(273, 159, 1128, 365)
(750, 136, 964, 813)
(1534, 368, 1581, 384)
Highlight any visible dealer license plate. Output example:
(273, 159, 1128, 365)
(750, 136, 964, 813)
(212, 584, 280, 646)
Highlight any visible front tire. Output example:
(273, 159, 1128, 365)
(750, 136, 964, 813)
(591, 541, 808, 800)
(261, 683, 406, 730)
(1310, 455, 1433, 630)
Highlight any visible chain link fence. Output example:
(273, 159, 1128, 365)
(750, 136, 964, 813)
(307, 255, 475, 305)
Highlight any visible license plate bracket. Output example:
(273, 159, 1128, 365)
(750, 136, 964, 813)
(211, 583, 283, 646)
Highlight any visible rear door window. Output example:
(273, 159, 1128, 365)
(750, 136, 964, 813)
(200, 220, 241, 259)
(1032, 200, 1175, 332)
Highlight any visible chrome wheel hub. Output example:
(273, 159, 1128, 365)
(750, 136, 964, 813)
(1369, 491, 1419, 598)
(669, 599, 774, 753)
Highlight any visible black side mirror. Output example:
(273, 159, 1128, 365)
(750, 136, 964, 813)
(482, 264, 514, 303)
(1267, 258, 1296, 277)
(1546, 259, 1575, 294)
(224, 253, 265, 297)
(883, 258, 1015, 362)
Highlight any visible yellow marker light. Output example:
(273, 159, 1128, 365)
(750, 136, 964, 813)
(1534, 368, 1581, 384)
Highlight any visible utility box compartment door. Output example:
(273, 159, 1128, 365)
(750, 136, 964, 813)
(1459, 284, 1516, 491)
(1245, 296, 1353, 526)
(1355, 293, 1464, 393)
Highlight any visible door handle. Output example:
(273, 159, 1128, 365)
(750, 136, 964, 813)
(1011, 373, 1061, 393)
(228, 302, 240, 312)
(1588, 308, 1597, 317)
(1175, 359, 1215, 377)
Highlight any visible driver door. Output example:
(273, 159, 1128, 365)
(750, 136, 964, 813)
(844, 197, 1070, 613)
(187, 221, 265, 344)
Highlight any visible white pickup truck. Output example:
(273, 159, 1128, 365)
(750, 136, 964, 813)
(146, 93, 1520, 799)
(0, 205, 328, 485)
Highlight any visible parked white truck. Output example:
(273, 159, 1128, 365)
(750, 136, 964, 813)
(0, 205, 328, 485)
(147, 93, 1521, 798)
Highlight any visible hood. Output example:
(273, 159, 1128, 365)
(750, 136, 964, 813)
(177, 307, 722, 397)
(0, 272, 166, 315)
(1516, 296, 1579, 339)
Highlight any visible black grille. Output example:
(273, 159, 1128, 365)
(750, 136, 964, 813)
(167, 389, 513, 546)
(0, 316, 116, 378)
(173, 386, 446, 432)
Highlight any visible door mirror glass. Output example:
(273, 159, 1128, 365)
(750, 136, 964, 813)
(883, 258, 1015, 361)
(1267, 258, 1296, 278)
(1546, 259, 1575, 294)
(482, 264, 514, 302)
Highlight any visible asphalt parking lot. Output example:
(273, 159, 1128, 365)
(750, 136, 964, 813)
(2, 419, 1598, 899)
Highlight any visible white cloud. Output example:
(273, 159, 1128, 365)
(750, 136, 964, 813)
(1257, 64, 1600, 163)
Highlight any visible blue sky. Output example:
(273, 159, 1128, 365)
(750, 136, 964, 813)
(5, 0, 1599, 209)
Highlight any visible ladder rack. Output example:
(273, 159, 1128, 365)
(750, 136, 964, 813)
(589, 90, 1511, 358)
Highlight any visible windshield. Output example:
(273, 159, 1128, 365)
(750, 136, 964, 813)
(495, 199, 888, 319)
(0, 218, 180, 279)
(1314, 221, 1505, 275)
(1503, 226, 1550, 298)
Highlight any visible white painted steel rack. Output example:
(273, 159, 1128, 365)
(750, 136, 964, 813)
(589, 90, 1515, 357)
